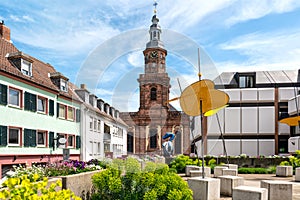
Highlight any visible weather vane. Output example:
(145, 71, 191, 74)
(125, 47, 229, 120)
(153, 0, 158, 15)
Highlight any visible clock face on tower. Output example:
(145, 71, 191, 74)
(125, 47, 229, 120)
(150, 51, 158, 58)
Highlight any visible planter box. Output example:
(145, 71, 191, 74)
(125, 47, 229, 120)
(58, 170, 102, 199)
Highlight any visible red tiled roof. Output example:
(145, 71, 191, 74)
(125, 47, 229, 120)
(0, 38, 80, 102)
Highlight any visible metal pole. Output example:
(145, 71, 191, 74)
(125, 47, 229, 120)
(200, 100, 205, 179)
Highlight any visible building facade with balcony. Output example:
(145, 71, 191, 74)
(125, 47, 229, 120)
(75, 84, 128, 161)
(0, 22, 81, 178)
(192, 70, 299, 156)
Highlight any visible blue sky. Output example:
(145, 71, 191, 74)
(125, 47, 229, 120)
(1, 0, 300, 111)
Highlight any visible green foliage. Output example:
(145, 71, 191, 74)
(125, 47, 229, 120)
(169, 155, 203, 173)
(0, 174, 80, 200)
(207, 158, 217, 171)
(280, 154, 300, 169)
(92, 158, 193, 200)
(238, 167, 276, 174)
(91, 168, 122, 200)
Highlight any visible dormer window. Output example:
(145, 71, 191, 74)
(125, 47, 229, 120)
(238, 73, 256, 88)
(7, 51, 33, 77)
(60, 79, 68, 92)
(49, 72, 69, 92)
(21, 59, 32, 76)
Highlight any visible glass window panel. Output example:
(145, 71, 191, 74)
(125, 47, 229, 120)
(68, 135, 73, 147)
(38, 97, 45, 112)
(9, 89, 20, 106)
(67, 107, 74, 120)
(21, 60, 31, 76)
(59, 104, 66, 118)
(9, 128, 19, 144)
(37, 132, 45, 145)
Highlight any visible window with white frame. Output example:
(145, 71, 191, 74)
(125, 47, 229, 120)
(67, 107, 74, 120)
(60, 79, 68, 92)
(59, 104, 66, 119)
(21, 59, 32, 77)
(97, 142, 101, 154)
(8, 88, 21, 107)
(97, 120, 101, 132)
(94, 119, 97, 130)
(8, 127, 20, 146)
(37, 96, 47, 113)
(68, 135, 74, 148)
(90, 117, 93, 130)
(37, 131, 46, 147)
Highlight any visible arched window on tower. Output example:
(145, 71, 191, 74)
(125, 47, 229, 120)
(150, 128, 157, 149)
(150, 88, 157, 100)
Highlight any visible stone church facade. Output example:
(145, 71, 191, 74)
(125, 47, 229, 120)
(120, 14, 190, 155)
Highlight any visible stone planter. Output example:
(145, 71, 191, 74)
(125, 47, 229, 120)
(58, 170, 102, 200)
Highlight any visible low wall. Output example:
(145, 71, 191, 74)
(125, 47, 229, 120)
(59, 170, 102, 200)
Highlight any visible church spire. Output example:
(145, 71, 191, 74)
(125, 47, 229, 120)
(146, 0, 164, 49)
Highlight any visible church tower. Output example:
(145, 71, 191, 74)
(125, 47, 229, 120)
(138, 14, 170, 111)
(120, 3, 190, 156)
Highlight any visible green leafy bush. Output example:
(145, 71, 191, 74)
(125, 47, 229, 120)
(169, 155, 203, 173)
(0, 174, 80, 200)
(92, 159, 193, 200)
(279, 151, 300, 169)
(238, 167, 276, 174)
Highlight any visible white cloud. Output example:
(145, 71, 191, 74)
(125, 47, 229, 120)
(219, 29, 300, 68)
(159, 0, 234, 30)
(225, 0, 300, 26)
(127, 52, 144, 67)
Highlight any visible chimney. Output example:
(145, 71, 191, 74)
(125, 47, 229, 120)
(0, 21, 11, 41)
(80, 84, 86, 89)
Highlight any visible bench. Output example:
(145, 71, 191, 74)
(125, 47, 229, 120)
(232, 186, 268, 200)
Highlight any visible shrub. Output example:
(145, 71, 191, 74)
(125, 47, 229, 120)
(238, 167, 276, 174)
(169, 155, 203, 173)
(92, 159, 193, 200)
(0, 174, 80, 200)
(280, 151, 300, 169)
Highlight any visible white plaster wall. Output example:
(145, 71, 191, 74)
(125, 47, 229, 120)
(242, 88, 257, 101)
(258, 107, 275, 134)
(207, 109, 224, 135)
(225, 108, 240, 134)
(279, 88, 295, 101)
(242, 139, 258, 156)
(207, 139, 224, 156)
(258, 88, 274, 101)
(225, 140, 241, 155)
(259, 139, 275, 155)
(242, 107, 258, 134)
(226, 89, 240, 102)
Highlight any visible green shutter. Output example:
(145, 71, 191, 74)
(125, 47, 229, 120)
(24, 92, 30, 111)
(76, 109, 80, 122)
(31, 94, 37, 112)
(24, 129, 36, 147)
(0, 84, 7, 105)
(30, 129, 36, 147)
(76, 136, 81, 149)
(57, 103, 60, 118)
(24, 129, 30, 147)
(49, 132, 54, 147)
(0, 125, 7, 146)
(24, 92, 37, 112)
(49, 100, 54, 116)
